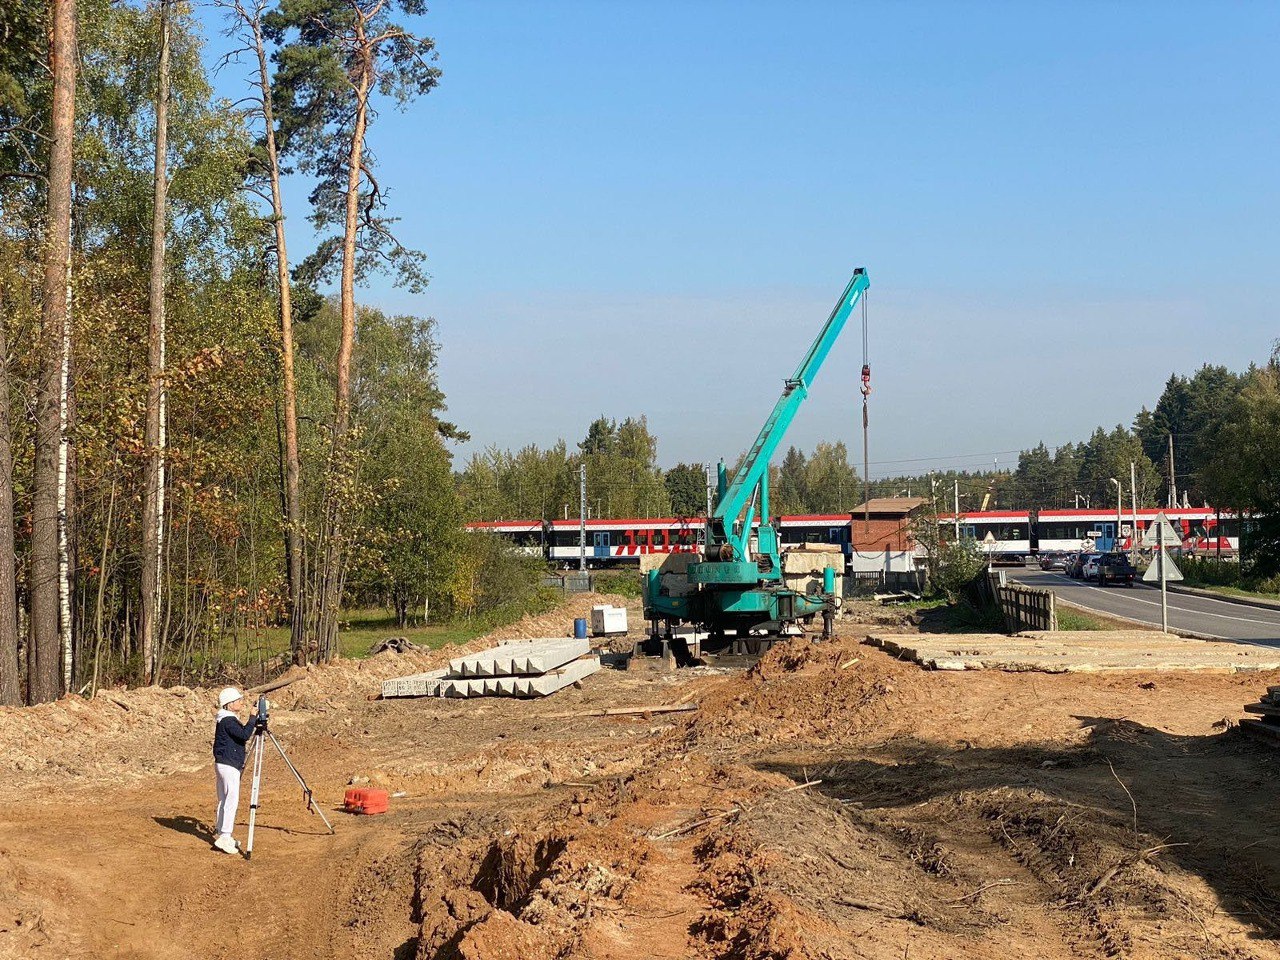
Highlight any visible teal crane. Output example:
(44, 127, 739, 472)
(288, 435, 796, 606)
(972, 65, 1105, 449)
(644, 267, 870, 639)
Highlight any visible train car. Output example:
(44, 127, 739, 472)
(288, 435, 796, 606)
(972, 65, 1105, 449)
(1034, 508, 1224, 554)
(1175, 511, 1241, 556)
(776, 514, 853, 556)
(467, 517, 705, 567)
(464, 520, 546, 557)
(937, 510, 1032, 561)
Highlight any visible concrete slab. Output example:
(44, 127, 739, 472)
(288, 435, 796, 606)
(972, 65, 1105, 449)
(440, 656, 601, 698)
(867, 631, 1280, 674)
(380, 668, 449, 698)
(449, 637, 590, 678)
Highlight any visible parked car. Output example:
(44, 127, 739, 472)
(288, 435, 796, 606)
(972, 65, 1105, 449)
(1067, 552, 1096, 579)
(1095, 553, 1137, 587)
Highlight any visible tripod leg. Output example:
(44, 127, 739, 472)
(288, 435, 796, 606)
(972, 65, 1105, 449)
(244, 733, 266, 860)
(267, 730, 335, 834)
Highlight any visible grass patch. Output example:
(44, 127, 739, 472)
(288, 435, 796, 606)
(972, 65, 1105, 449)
(1056, 606, 1106, 631)
(1187, 583, 1280, 602)
(592, 571, 642, 598)
(917, 600, 1007, 633)
(183, 591, 562, 674)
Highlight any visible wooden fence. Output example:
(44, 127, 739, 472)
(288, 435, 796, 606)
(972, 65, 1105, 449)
(990, 573, 1057, 632)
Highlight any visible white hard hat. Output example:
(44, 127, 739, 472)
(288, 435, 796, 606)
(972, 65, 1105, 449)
(218, 687, 244, 709)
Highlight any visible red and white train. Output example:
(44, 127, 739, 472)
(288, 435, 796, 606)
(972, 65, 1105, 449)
(466, 506, 1240, 568)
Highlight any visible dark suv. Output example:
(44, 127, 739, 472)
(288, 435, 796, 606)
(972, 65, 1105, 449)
(1095, 553, 1136, 587)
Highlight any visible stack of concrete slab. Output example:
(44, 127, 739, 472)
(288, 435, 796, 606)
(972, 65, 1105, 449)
(781, 548, 844, 597)
(381, 637, 600, 699)
(1242, 686, 1280, 743)
(868, 631, 1280, 673)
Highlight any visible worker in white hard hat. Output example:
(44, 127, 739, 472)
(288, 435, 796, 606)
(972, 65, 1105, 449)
(211, 687, 261, 855)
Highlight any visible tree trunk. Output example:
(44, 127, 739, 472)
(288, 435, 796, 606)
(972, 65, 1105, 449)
(316, 46, 372, 662)
(250, 8, 306, 666)
(30, 0, 77, 704)
(57, 253, 73, 693)
(140, 0, 171, 684)
(0, 304, 20, 706)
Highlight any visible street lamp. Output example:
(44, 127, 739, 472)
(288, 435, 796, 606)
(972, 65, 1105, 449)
(1109, 478, 1122, 553)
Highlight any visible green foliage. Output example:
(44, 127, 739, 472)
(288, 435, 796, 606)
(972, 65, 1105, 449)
(460, 415, 670, 521)
(768, 442, 860, 514)
(663, 463, 706, 517)
(446, 532, 555, 627)
(592, 571, 642, 598)
(911, 510, 987, 602)
(263, 0, 440, 291)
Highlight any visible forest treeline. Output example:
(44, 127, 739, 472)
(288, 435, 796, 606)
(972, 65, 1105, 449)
(0, 0, 551, 706)
(471, 358, 1280, 575)
(2, 0, 1277, 707)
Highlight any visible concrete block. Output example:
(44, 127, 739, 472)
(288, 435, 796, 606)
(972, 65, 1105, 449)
(639, 552, 701, 575)
(439, 656, 601, 698)
(781, 549, 843, 575)
(381, 668, 449, 698)
(450, 637, 589, 677)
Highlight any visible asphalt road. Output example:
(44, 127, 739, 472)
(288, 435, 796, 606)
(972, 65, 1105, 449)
(1008, 567, 1280, 646)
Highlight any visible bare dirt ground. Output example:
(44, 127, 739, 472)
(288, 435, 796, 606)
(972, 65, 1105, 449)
(4, 597, 1280, 959)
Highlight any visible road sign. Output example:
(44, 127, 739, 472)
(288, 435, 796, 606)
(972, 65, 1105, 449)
(983, 531, 996, 544)
(1143, 548, 1184, 583)
(1141, 513, 1181, 548)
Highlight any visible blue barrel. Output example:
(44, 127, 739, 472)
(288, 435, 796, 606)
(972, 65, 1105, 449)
(574, 617, 588, 639)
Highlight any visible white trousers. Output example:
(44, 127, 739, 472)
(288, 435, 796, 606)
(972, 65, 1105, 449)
(214, 762, 242, 837)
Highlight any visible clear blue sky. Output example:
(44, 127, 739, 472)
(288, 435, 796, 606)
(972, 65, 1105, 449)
(197, 0, 1279, 477)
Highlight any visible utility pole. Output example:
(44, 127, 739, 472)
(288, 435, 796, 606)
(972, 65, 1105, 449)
(1158, 521, 1169, 632)
(1129, 460, 1139, 561)
(1110, 477, 1122, 552)
(704, 462, 712, 518)
(953, 480, 960, 542)
(1167, 434, 1177, 509)
(578, 464, 586, 572)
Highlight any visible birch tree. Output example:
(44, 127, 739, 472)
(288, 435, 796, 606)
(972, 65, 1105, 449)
(30, 0, 77, 703)
(140, 0, 172, 683)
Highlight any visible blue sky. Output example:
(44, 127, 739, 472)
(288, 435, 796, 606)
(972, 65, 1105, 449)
(197, 0, 1279, 476)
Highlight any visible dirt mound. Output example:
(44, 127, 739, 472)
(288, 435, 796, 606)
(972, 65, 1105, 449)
(0, 685, 213, 798)
(682, 635, 921, 750)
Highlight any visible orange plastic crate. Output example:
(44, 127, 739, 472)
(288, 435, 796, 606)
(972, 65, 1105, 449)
(343, 787, 390, 815)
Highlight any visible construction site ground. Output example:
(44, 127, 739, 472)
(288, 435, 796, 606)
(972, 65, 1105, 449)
(4, 594, 1280, 960)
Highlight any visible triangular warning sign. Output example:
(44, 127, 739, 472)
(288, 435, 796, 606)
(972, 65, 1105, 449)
(983, 531, 996, 544)
(1141, 513, 1181, 548)
(1143, 549, 1184, 583)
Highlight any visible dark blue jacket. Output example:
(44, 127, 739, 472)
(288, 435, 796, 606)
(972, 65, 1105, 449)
(213, 710, 260, 770)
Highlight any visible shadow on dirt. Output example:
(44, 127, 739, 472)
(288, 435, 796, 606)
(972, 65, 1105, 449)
(757, 718, 1280, 941)
(153, 815, 214, 844)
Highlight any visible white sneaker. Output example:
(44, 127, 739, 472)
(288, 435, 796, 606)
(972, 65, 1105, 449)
(213, 834, 238, 855)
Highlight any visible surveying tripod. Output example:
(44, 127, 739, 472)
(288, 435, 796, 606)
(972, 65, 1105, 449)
(244, 695, 335, 860)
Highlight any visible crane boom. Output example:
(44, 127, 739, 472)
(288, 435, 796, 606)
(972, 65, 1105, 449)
(713, 267, 869, 557)
(643, 267, 870, 645)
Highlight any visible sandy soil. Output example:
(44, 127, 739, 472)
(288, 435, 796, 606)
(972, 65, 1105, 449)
(3, 599, 1280, 960)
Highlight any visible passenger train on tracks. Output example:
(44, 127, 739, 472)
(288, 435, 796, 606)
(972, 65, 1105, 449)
(466, 506, 1240, 569)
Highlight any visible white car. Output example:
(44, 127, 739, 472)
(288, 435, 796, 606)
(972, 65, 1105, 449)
(1081, 555, 1103, 580)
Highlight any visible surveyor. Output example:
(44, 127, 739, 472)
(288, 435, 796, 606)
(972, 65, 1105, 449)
(212, 687, 261, 855)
